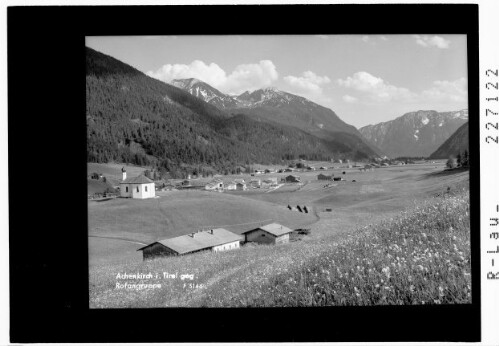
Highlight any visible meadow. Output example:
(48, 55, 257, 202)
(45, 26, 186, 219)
(88, 161, 471, 307)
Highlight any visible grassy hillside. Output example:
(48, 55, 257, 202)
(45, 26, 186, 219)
(90, 183, 470, 308)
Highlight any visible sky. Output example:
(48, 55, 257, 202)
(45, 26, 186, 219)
(86, 35, 468, 128)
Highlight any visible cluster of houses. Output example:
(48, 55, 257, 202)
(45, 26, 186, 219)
(137, 222, 294, 260)
(204, 177, 280, 191)
(115, 167, 306, 199)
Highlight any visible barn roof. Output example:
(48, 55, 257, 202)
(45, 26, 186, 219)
(138, 228, 243, 254)
(242, 223, 293, 237)
(120, 175, 154, 184)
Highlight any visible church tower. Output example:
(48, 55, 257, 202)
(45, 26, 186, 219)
(122, 166, 127, 181)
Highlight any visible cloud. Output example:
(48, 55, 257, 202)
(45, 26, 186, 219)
(337, 71, 416, 102)
(224, 60, 279, 94)
(361, 36, 370, 43)
(380, 35, 388, 41)
(316, 35, 329, 40)
(283, 71, 331, 95)
(421, 77, 467, 102)
(342, 95, 358, 103)
(147, 60, 278, 94)
(413, 35, 450, 49)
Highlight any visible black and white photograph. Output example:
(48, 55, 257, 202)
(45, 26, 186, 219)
(86, 34, 472, 308)
(9, 3, 496, 344)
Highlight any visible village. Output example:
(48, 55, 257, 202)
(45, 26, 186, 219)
(88, 157, 418, 200)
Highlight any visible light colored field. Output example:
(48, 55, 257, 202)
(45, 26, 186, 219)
(89, 190, 317, 266)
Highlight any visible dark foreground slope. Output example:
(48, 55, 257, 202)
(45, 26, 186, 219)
(429, 122, 469, 159)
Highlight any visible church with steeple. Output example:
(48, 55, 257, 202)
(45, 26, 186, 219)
(119, 167, 156, 199)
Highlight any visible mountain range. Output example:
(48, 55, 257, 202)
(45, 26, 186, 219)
(86, 47, 379, 177)
(169, 78, 381, 156)
(359, 110, 468, 158)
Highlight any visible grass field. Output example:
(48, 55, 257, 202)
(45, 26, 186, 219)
(89, 161, 471, 307)
(89, 190, 317, 265)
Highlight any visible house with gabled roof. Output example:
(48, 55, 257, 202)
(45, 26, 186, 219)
(225, 181, 237, 190)
(284, 175, 301, 183)
(205, 179, 224, 191)
(119, 167, 155, 199)
(242, 223, 293, 245)
(137, 228, 243, 260)
(234, 179, 247, 191)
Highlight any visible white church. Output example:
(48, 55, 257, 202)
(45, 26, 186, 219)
(119, 167, 156, 199)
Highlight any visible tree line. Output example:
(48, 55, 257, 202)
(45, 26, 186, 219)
(446, 149, 470, 169)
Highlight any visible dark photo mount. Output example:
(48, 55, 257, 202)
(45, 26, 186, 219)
(8, 4, 480, 343)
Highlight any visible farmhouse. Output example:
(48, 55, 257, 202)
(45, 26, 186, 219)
(137, 228, 243, 260)
(225, 181, 237, 190)
(119, 168, 155, 199)
(205, 179, 224, 191)
(242, 223, 293, 245)
(261, 177, 278, 188)
(249, 179, 261, 188)
(284, 175, 301, 183)
(317, 173, 332, 180)
(233, 179, 247, 191)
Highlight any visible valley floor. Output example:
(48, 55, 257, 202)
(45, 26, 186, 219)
(88, 162, 471, 307)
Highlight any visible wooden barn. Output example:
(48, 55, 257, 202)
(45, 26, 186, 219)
(284, 175, 301, 183)
(317, 173, 332, 180)
(234, 179, 247, 191)
(242, 223, 293, 245)
(137, 228, 243, 260)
